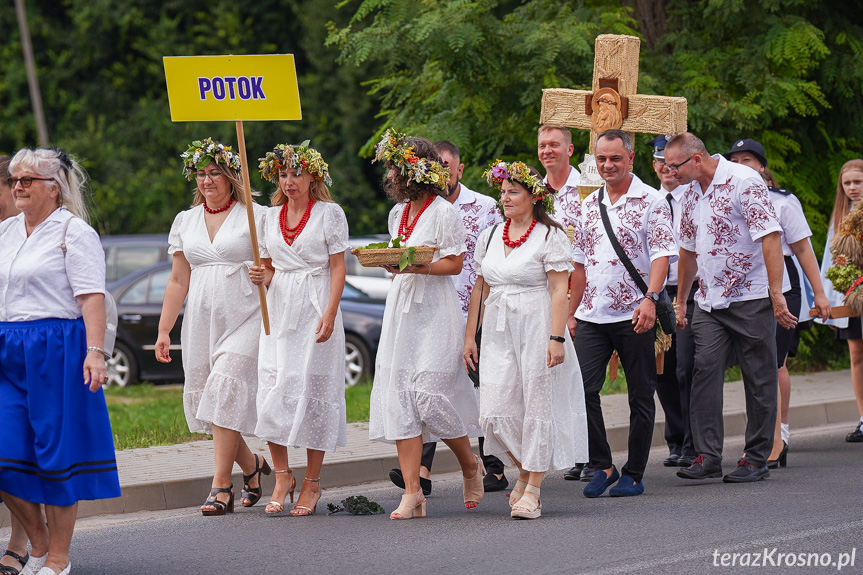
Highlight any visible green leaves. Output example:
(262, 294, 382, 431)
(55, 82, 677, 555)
(398, 246, 416, 271)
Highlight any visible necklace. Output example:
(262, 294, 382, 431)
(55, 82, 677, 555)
(203, 196, 235, 214)
(279, 198, 315, 245)
(502, 218, 537, 248)
(398, 195, 435, 240)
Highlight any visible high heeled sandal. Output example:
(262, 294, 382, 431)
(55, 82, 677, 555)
(34, 563, 70, 575)
(265, 469, 295, 516)
(0, 550, 29, 575)
(241, 454, 272, 507)
(390, 489, 426, 520)
(289, 477, 321, 517)
(767, 441, 788, 469)
(201, 485, 234, 516)
(510, 484, 542, 520)
(463, 455, 486, 510)
(508, 479, 528, 509)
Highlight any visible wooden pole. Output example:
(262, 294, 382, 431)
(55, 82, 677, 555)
(14, 0, 49, 147)
(235, 120, 270, 335)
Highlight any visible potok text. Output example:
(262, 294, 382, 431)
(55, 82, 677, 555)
(197, 76, 266, 101)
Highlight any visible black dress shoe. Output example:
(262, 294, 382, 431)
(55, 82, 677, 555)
(483, 472, 508, 492)
(677, 455, 695, 468)
(723, 459, 770, 483)
(580, 467, 597, 481)
(564, 463, 586, 480)
(846, 423, 863, 443)
(677, 455, 722, 480)
(663, 453, 681, 467)
(766, 442, 788, 469)
(388, 468, 432, 495)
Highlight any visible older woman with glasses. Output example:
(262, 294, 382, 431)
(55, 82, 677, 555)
(0, 147, 121, 575)
(156, 138, 269, 516)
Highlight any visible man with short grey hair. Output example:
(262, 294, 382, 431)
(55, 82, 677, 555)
(666, 132, 795, 484)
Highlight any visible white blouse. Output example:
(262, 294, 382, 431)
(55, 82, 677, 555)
(0, 208, 105, 322)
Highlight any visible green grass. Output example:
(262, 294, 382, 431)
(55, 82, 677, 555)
(346, 377, 373, 422)
(105, 384, 204, 450)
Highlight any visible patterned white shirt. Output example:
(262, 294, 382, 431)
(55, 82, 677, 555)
(452, 183, 503, 317)
(679, 155, 782, 311)
(574, 173, 676, 323)
(666, 184, 685, 286)
(545, 166, 582, 254)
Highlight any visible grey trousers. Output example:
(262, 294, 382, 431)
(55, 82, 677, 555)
(690, 298, 777, 467)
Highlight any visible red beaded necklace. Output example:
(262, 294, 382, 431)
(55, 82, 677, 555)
(279, 198, 315, 245)
(502, 218, 537, 248)
(398, 195, 435, 240)
(203, 196, 235, 214)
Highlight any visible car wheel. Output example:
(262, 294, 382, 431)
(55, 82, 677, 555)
(106, 341, 138, 387)
(345, 333, 371, 387)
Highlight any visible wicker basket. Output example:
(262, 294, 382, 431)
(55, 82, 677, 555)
(350, 246, 438, 267)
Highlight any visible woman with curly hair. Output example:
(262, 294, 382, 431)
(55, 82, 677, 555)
(368, 130, 484, 520)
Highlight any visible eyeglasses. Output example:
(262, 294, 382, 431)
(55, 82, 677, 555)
(7, 176, 54, 188)
(195, 171, 223, 181)
(665, 153, 702, 173)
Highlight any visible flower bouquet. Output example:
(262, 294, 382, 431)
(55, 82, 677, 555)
(351, 236, 438, 271)
(825, 206, 863, 317)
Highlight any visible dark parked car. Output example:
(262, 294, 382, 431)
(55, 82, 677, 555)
(105, 261, 384, 388)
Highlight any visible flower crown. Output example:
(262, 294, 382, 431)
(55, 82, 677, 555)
(372, 129, 449, 191)
(258, 141, 333, 187)
(483, 160, 557, 214)
(180, 138, 241, 181)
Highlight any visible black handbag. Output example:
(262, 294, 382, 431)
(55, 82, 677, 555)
(597, 187, 676, 334)
(467, 224, 498, 387)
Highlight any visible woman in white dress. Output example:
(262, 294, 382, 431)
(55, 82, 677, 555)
(155, 138, 270, 516)
(464, 161, 587, 520)
(248, 143, 348, 516)
(368, 131, 485, 520)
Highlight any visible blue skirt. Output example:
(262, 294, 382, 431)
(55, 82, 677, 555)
(0, 318, 121, 506)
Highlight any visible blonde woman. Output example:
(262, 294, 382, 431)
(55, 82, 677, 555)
(249, 142, 348, 516)
(156, 138, 269, 516)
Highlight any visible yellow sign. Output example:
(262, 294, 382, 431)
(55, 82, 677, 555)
(163, 54, 302, 122)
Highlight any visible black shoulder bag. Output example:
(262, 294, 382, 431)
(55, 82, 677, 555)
(466, 224, 498, 387)
(597, 187, 676, 334)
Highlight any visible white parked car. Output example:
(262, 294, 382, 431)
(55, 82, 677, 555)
(345, 235, 393, 300)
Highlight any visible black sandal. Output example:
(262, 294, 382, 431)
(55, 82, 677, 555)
(0, 550, 30, 575)
(201, 485, 234, 516)
(241, 454, 272, 508)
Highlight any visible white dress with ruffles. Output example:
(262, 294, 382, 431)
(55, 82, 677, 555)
(474, 223, 588, 471)
(168, 202, 266, 435)
(369, 196, 481, 443)
(255, 201, 349, 451)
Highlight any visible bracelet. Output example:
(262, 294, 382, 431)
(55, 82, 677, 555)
(87, 346, 110, 360)
(426, 264, 432, 275)
(549, 335, 565, 343)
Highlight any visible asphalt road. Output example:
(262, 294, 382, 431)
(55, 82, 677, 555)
(11, 423, 861, 575)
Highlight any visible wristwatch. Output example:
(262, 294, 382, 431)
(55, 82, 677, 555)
(550, 335, 565, 343)
(645, 292, 660, 305)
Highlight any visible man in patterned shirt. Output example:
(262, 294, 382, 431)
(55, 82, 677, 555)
(665, 132, 796, 484)
(389, 140, 506, 494)
(569, 129, 675, 498)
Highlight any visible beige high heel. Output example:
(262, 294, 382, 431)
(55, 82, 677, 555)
(510, 484, 541, 519)
(463, 455, 486, 509)
(265, 469, 295, 516)
(508, 479, 528, 508)
(289, 477, 321, 517)
(390, 489, 426, 520)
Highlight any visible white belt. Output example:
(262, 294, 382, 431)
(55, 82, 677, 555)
(399, 274, 426, 314)
(485, 285, 547, 331)
(275, 266, 327, 329)
(192, 261, 254, 297)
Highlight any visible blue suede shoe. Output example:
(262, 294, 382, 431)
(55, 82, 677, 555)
(583, 467, 619, 498)
(608, 474, 644, 497)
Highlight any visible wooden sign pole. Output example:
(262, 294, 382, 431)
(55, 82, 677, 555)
(235, 120, 270, 335)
